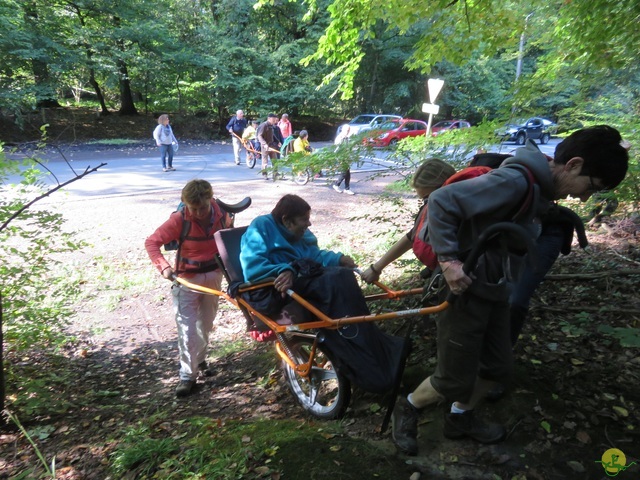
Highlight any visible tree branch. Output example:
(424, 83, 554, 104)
(0, 162, 106, 233)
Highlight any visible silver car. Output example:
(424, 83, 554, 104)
(335, 114, 402, 144)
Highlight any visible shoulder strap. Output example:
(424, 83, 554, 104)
(174, 210, 191, 272)
(504, 164, 536, 221)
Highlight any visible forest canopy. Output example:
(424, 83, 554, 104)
(0, 0, 639, 132)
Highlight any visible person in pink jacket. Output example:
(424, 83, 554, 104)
(145, 179, 230, 398)
(278, 113, 292, 139)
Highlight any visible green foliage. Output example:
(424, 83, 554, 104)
(1, 144, 86, 413)
(598, 325, 640, 348)
(111, 416, 401, 479)
(3, 410, 56, 478)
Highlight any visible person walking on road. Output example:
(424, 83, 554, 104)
(332, 166, 354, 195)
(226, 110, 248, 165)
(278, 113, 292, 139)
(153, 114, 178, 172)
(257, 114, 279, 179)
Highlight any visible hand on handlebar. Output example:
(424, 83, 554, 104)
(361, 266, 380, 284)
(339, 255, 356, 268)
(274, 270, 295, 295)
(162, 267, 175, 280)
(440, 260, 472, 295)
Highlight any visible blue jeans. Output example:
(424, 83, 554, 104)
(509, 224, 564, 344)
(160, 144, 174, 168)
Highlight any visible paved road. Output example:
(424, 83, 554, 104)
(4, 138, 560, 199)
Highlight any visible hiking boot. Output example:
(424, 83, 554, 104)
(443, 410, 506, 444)
(391, 396, 419, 456)
(198, 361, 213, 377)
(332, 184, 343, 193)
(175, 380, 196, 398)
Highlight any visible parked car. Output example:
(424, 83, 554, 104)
(364, 119, 428, 147)
(334, 114, 402, 144)
(495, 117, 557, 145)
(431, 119, 471, 136)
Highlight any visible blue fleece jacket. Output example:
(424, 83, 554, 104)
(240, 214, 343, 282)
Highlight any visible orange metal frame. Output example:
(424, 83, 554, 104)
(232, 131, 280, 157)
(174, 275, 448, 378)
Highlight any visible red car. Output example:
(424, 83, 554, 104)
(431, 119, 471, 136)
(365, 119, 428, 147)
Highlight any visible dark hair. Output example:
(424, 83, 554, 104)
(267, 113, 278, 118)
(271, 194, 310, 225)
(554, 125, 629, 190)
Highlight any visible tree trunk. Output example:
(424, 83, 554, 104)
(89, 68, 110, 116)
(24, 2, 61, 109)
(117, 59, 138, 115)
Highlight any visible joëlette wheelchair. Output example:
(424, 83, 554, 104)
(231, 131, 260, 169)
(174, 222, 538, 424)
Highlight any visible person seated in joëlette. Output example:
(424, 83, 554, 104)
(239, 194, 367, 320)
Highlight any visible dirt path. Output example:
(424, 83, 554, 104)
(2, 145, 640, 479)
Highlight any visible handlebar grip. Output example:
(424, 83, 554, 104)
(445, 222, 539, 304)
(215, 197, 252, 214)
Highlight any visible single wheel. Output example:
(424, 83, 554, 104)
(540, 133, 550, 144)
(246, 152, 256, 169)
(516, 133, 526, 145)
(281, 335, 350, 419)
(388, 138, 399, 147)
(293, 168, 310, 186)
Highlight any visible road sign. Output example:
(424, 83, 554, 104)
(427, 78, 445, 104)
(422, 103, 440, 115)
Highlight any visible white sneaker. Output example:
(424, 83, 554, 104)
(163, 168, 169, 172)
(332, 184, 343, 193)
(344, 188, 355, 195)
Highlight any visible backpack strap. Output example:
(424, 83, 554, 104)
(506, 164, 536, 222)
(174, 210, 192, 273)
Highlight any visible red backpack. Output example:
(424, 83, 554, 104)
(411, 158, 536, 269)
(411, 166, 492, 269)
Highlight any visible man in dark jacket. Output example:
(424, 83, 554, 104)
(226, 109, 248, 165)
(257, 113, 279, 178)
(391, 125, 629, 456)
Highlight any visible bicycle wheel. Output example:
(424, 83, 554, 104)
(293, 168, 310, 186)
(281, 335, 350, 419)
(246, 151, 256, 169)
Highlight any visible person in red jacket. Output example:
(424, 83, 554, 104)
(361, 158, 455, 283)
(145, 179, 230, 398)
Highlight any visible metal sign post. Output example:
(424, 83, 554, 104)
(423, 78, 445, 137)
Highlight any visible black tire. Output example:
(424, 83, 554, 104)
(516, 133, 526, 145)
(281, 335, 351, 419)
(293, 168, 310, 186)
(540, 133, 550, 144)
(246, 152, 256, 169)
(388, 138, 399, 147)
